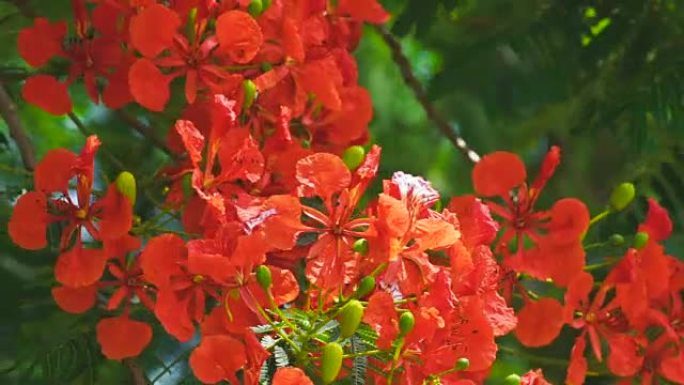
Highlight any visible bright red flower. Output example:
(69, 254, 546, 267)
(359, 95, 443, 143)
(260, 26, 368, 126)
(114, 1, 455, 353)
(96, 315, 153, 360)
(515, 298, 564, 347)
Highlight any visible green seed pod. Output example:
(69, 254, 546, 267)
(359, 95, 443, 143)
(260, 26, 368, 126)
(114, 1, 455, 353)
(399, 311, 415, 336)
(255, 265, 272, 289)
(115, 171, 137, 206)
(262, 0, 272, 11)
(609, 182, 635, 212)
(338, 299, 364, 338)
(352, 238, 369, 255)
(504, 374, 521, 385)
(609, 233, 625, 246)
(455, 357, 470, 371)
(355, 276, 375, 298)
(342, 145, 365, 170)
(247, 0, 263, 16)
(320, 342, 343, 384)
(633, 232, 649, 249)
(243, 79, 257, 110)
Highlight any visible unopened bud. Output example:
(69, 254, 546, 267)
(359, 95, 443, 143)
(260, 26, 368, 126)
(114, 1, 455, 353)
(320, 342, 343, 384)
(352, 238, 369, 255)
(247, 0, 263, 16)
(338, 300, 364, 338)
(633, 232, 649, 249)
(609, 234, 624, 246)
(342, 145, 365, 170)
(115, 171, 137, 205)
(609, 182, 635, 212)
(355, 276, 375, 298)
(455, 357, 470, 370)
(504, 374, 521, 385)
(255, 265, 272, 289)
(399, 311, 415, 336)
(243, 79, 257, 109)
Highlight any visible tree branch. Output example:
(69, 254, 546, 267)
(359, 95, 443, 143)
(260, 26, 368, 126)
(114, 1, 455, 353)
(115, 110, 179, 159)
(0, 83, 35, 170)
(373, 25, 480, 164)
(123, 359, 148, 385)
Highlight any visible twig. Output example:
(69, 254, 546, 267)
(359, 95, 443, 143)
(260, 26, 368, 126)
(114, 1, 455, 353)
(373, 25, 480, 164)
(0, 83, 35, 170)
(67, 111, 127, 171)
(115, 110, 179, 159)
(123, 359, 148, 385)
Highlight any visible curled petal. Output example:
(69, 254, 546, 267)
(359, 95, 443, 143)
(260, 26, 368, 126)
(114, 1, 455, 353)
(96, 316, 152, 360)
(8, 191, 48, 250)
(22, 75, 72, 115)
(472, 151, 526, 197)
(641, 198, 673, 242)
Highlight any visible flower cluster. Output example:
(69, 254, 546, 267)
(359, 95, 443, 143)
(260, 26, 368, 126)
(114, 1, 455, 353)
(8, 1, 684, 384)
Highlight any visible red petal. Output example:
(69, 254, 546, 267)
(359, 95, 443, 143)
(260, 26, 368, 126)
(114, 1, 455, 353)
(296, 153, 351, 199)
(641, 198, 673, 241)
(273, 367, 314, 385)
(282, 18, 305, 62)
(96, 184, 133, 240)
(337, 0, 390, 24)
(547, 198, 590, 246)
(96, 316, 152, 360)
(606, 334, 642, 377)
(294, 56, 343, 110)
(55, 247, 107, 288)
(267, 266, 299, 305)
(447, 195, 499, 248)
(139, 234, 186, 287)
(34, 148, 77, 193)
(52, 285, 97, 313)
(363, 291, 399, 349)
(17, 18, 67, 67)
(22, 75, 72, 115)
(472, 152, 526, 197)
(175, 119, 205, 168)
(189, 335, 247, 384)
(129, 3, 181, 58)
(129, 58, 172, 111)
(8, 192, 48, 250)
(216, 11, 263, 64)
(515, 298, 564, 347)
(566, 336, 587, 385)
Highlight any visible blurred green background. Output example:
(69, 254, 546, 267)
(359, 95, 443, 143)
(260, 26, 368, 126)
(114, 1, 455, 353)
(1, 0, 683, 384)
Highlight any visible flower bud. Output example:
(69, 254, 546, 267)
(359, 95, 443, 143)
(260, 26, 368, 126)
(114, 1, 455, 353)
(633, 232, 649, 249)
(342, 145, 365, 170)
(609, 182, 635, 212)
(355, 276, 375, 298)
(609, 233, 624, 246)
(186, 8, 198, 44)
(255, 265, 272, 289)
(352, 238, 369, 255)
(505, 374, 521, 385)
(115, 171, 137, 205)
(248, 0, 263, 16)
(455, 357, 470, 371)
(243, 79, 257, 110)
(399, 311, 415, 336)
(320, 342, 343, 384)
(338, 299, 364, 338)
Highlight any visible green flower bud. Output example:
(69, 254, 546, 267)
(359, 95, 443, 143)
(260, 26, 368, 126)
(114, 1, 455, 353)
(115, 171, 137, 205)
(338, 299, 364, 338)
(455, 357, 470, 371)
(342, 145, 365, 170)
(504, 374, 521, 385)
(320, 342, 343, 384)
(399, 311, 415, 336)
(633, 232, 649, 249)
(609, 182, 635, 212)
(352, 238, 369, 255)
(243, 79, 257, 110)
(262, 0, 272, 11)
(609, 233, 624, 246)
(355, 276, 375, 298)
(255, 265, 272, 289)
(261, 62, 273, 72)
(248, 0, 263, 16)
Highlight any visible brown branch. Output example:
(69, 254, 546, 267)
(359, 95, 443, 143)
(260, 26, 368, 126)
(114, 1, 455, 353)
(373, 25, 480, 164)
(0, 83, 35, 170)
(123, 359, 148, 385)
(115, 110, 179, 159)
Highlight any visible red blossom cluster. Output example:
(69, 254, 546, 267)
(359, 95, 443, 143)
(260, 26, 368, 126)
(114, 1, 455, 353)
(7, 0, 684, 384)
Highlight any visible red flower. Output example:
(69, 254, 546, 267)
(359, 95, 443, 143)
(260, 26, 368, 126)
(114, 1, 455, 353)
(96, 316, 152, 360)
(273, 367, 314, 385)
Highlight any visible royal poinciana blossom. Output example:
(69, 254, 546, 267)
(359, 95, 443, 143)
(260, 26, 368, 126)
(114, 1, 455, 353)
(8, 1, 683, 384)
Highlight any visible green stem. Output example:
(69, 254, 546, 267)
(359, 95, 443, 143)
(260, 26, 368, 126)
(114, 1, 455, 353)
(588, 209, 610, 227)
